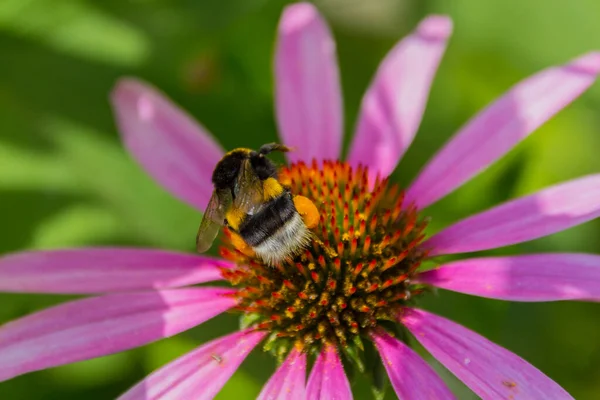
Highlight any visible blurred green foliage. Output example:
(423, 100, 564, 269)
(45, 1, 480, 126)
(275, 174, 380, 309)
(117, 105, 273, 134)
(1, 0, 600, 398)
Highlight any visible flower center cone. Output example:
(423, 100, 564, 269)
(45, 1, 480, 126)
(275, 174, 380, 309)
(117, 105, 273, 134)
(220, 160, 429, 358)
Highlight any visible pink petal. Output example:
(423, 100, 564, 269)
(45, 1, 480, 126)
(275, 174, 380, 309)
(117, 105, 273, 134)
(416, 254, 600, 302)
(258, 347, 306, 400)
(275, 2, 343, 163)
(407, 51, 600, 209)
(348, 15, 452, 182)
(119, 329, 265, 400)
(0, 248, 232, 294)
(306, 344, 352, 400)
(425, 174, 600, 256)
(400, 308, 573, 399)
(371, 330, 455, 400)
(0, 287, 236, 382)
(111, 78, 224, 211)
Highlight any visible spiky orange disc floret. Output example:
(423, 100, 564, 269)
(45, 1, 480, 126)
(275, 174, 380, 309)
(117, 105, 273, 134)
(220, 160, 428, 353)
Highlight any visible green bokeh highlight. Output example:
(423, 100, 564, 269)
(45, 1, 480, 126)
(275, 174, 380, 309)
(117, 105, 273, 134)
(1, 0, 599, 398)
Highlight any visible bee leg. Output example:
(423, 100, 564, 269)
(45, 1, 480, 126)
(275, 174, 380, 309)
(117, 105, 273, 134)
(228, 231, 256, 258)
(293, 195, 319, 229)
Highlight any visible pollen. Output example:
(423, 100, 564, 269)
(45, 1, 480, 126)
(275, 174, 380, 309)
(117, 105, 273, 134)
(220, 160, 428, 356)
(293, 195, 320, 229)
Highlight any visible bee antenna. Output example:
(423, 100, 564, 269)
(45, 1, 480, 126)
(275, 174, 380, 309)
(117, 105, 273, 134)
(259, 143, 294, 155)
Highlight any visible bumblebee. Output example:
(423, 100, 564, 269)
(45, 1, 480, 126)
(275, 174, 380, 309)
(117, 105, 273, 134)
(196, 143, 319, 265)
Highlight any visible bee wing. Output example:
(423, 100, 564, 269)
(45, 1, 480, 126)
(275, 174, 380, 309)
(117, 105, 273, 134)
(196, 189, 232, 253)
(233, 159, 265, 215)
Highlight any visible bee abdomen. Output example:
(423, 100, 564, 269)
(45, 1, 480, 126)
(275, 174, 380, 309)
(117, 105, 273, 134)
(238, 193, 310, 264)
(238, 193, 296, 246)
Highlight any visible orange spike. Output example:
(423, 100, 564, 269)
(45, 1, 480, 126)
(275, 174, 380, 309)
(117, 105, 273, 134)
(380, 234, 391, 249)
(333, 258, 341, 273)
(381, 256, 397, 272)
(351, 194, 359, 211)
(256, 275, 273, 285)
(359, 219, 366, 236)
(382, 209, 392, 226)
(367, 260, 377, 274)
(311, 271, 320, 283)
(391, 230, 403, 244)
(318, 255, 326, 269)
(296, 263, 307, 276)
(363, 236, 372, 253)
(283, 280, 296, 290)
(369, 215, 378, 232)
(244, 286, 261, 294)
(381, 279, 395, 290)
(376, 300, 387, 307)
(409, 261, 423, 274)
(353, 262, 364, 276)
(344, 183, 352, 202)
(350, 237, 358, 255)
(328, 278, 337, 290)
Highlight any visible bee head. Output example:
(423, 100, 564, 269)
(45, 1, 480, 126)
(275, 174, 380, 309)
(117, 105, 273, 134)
(250, 143, 293, 180)
(211, 150, 248, 191)
(212, 144, 292, 191)
(249, 150, 277, 180)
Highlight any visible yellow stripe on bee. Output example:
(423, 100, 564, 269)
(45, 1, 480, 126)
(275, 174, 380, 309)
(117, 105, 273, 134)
(263, 177, 284, 201)
(224, 148, 252, 156)
(225, 207, 246, 231)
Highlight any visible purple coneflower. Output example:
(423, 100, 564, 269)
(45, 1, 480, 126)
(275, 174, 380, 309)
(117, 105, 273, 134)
(2, 3, 600, 399)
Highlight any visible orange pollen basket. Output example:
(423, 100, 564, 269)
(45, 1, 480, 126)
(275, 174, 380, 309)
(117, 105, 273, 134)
(219, 160, 429, 354)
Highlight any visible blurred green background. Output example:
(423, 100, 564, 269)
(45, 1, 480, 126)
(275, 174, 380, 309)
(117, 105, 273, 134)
(1, 0, 600, 398)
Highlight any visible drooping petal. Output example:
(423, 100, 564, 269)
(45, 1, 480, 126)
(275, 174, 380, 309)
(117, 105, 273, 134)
(416, 254, 600, 302)
(258, 347, 306, 400)
(425, 174, 600, 256)
(0, 248, 232, 294)
(0, 288, 237, 382)
(119, 329, 265, 400)
(348, 15, 452, 182)
(306, 344, 352, 400)
(407, 51, 600, 209)
(371, 330, 455, 400)
(399, 308, 573, 399)
(111, 78, 223, 211)
(275, 2, 343, 163)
